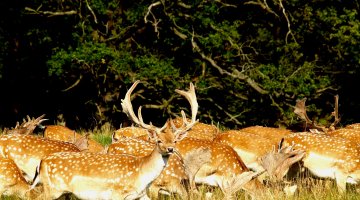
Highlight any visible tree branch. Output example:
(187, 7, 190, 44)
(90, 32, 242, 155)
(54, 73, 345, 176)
(144, 1, 162, 37)
(85, 0, 98, 24)
(25, 7, 77, 17)
(244, 0, 279, 17)
(191, 31, 269, 94)
(278, 0, 297, 44)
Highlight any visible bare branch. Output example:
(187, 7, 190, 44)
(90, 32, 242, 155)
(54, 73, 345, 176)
(244, 0, 279, 17)
(177, 2, 192, 9)
(62, 74, 83, 92)
(191, 31, 269, 94)
(206, 97, 249, 126)
(144, 1, 162, 37)
(85, 0, 98, 24)
(25, 7, 77, 17)
(215, 0, 237, 8)
(278, 0, 297, 44)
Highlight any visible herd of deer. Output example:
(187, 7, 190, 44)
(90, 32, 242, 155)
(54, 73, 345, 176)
(0, 80, 360, 199)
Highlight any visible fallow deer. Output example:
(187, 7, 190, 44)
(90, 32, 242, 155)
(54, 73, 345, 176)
(0, 134, 85, 181)
(42, 125, 105, 153)
(108, 136, 211, 199)
(0, 157, 31, 198)
(214, 130, 305, 181)
(282, 132, 360, 192)
(174, 136, 265, 199)
(30, 80, 200, 200)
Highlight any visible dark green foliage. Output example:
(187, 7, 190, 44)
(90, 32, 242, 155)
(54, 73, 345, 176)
(0, 0, 359, 129)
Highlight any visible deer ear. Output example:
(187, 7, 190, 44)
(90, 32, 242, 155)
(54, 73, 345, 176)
(175, 131, 188, 142)
(111, 132, 118, 143)
(147, 130, 158, 141)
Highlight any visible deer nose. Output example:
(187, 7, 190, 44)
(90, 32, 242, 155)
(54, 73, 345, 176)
(167, 147, 174, 153)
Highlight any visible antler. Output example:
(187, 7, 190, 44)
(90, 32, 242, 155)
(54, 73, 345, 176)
(294, 96, 341, 133)
(7, 114, 47, 135)
(259, 139, 305, 181)
(172, 83, 199, 133)
(294, 98, 328, 132)
(329, 95, 341, 130)
(121, 80, 166, 132)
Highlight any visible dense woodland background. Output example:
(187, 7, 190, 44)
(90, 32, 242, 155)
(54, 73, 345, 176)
(0, 0, 359, 130)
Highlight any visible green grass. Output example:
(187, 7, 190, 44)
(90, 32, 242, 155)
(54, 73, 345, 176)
(86, 122, 114, 146)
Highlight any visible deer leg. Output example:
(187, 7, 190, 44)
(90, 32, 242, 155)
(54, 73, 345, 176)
(335, 172, 347, 193)
(147, 185, 160, 199)
(173, 183, 189, 200)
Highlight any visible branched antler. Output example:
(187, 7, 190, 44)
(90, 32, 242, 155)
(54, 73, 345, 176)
(294, 96, 341, 132)
(5, 114, 47, 135)
(294, 98, 327, 132)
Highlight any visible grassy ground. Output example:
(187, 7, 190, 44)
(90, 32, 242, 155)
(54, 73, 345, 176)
(3, 181, 359, 200)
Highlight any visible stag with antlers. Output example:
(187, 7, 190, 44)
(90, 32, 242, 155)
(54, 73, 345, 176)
(30, 80, 201, 199)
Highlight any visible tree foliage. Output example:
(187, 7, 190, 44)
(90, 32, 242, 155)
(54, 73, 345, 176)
(0, 0, 359, 129)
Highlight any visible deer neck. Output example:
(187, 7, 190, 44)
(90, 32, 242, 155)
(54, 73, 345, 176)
(138, 146, 170, 187)
(141, 145, 170, 172)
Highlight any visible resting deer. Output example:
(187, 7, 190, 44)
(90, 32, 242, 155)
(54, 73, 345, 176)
(42, 125, 105, 153)
(283, 132, 360, 192)
(108, 136, 211, 199)
(174, 136, 265, 198)
(240, 126, 292, 144)
(214, 130, 305, 181)
(0, 134, 86, 181)
(0, 157, 32, 198)
(30, 81, 199, 200)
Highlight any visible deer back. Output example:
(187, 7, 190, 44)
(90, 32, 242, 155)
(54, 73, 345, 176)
(240, 126, 292, 143)
(172, 117, 219, 141)
(0, 134, 80, 181)
(113, 126, 149, 140)
(44, 125, 103, 152)
(107, 136, 154, 156)
(215, 130, 305, 181)
(327, 128, 360, 142)
(345, 123, 360, 130)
